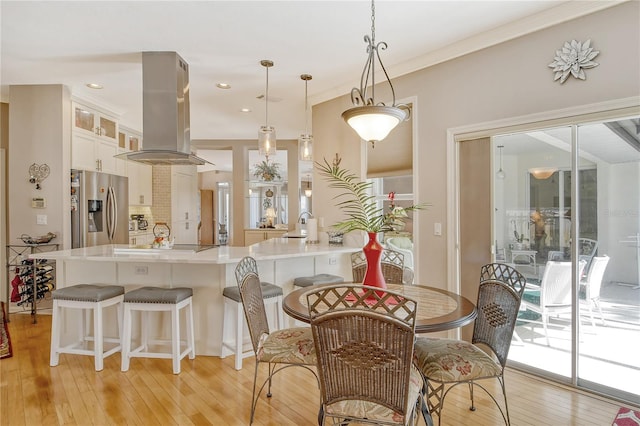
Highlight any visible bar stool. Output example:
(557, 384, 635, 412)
(50, 284, 125, 371)
(293, 273, 344, 288)
(220, 282, 283, 370)
(121, 286, 195, 374)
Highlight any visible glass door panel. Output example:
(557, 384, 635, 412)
(495, 126, 574, 379)
(576, 118, 640, 400)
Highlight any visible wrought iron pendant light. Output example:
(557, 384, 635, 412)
(299, 74, 313, 161)
(258, 59, 276, 158)
(342, 0, 409, 147)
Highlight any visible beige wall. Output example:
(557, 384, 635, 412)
(312, 2, 640, 289)
(7, 85, 71, 247)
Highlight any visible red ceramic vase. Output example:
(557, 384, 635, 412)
(362, 232, 386, 289)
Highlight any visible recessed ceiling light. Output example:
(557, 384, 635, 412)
(86, 83, 103, 89)
(240, 108, 251, 113)
(216, 83, 231, 89)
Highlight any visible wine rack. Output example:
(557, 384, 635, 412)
(5, 244, 59, 323)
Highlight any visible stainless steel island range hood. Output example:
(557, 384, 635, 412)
(116, 51, 209, 166)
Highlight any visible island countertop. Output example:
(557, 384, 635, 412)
(30, 238, 359, 264)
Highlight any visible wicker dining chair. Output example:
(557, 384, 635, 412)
(351, 249, 412, 285)
(234, 256, 318, 424)
(413, 263, 526, 425)
(306, 284, 430, 426)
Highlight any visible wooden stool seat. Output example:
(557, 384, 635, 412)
(121, 286, 195, 374)
(50, 284, 125, 371)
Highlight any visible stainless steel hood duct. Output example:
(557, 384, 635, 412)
(116, 51, 210, 166)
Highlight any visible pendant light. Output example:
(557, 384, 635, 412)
(258, 59, 276, 158)
(342, 0, 409, 147)
(299, 74, 313, 161)
(304, 175, 312, 197)
(497, 145, 506, 179)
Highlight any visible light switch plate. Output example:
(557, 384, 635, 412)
(434, 222, 442, 236)
(37, 214, 48, 225)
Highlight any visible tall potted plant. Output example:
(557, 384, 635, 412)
(317, 156, 427, 289)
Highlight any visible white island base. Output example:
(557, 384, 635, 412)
(33, 239, 355, 357)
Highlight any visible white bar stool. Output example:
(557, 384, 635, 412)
(220, 282, 283, 370)
(120, 286, 195, 374)
(50, 284, 125, 371)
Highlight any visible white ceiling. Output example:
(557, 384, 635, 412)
(1, 1, 620, 172)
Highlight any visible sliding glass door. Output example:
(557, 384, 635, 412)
(491, 115, 640, 403)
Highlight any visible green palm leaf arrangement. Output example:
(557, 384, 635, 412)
(316, 157, 428, 233)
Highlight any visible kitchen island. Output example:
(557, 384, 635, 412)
(31, 238, 357, 356)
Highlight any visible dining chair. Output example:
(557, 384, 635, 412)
(413, 263, 526, 426)
(234, 256, 318, 424)
(519, 260, 586, 346)
(306, 284, 430, 426)
(578, 238, 598, 278)
(351, 249, 412, 285)
(580, 255, 610, 327)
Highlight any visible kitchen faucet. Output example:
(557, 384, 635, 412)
(298, 211, 313, 225)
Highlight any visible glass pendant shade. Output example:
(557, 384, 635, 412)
(299, 134, 313, 161)
(258, 60, 276, 157)
(258, 125, 276, 157)
(298, 74, 313, 161)
(342, 105, 407, 144)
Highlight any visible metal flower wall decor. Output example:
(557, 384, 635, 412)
(548, 39, 600, 84)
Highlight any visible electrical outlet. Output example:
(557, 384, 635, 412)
(134, 266, 148, 275)
(36, 214, 47, 225)
(328, 257, 337, 265)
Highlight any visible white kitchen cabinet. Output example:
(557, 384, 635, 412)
(73, 102, 118, 144)
(129, 232, 153, 246)
(124, 126, 152, 206)
(244, 229, 287, 246)
(128, 161, 153, 206)
(171, 166, 198, 244)
(71, 102, 124, 175)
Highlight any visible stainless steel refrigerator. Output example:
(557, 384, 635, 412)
(71, 169, 129, 248)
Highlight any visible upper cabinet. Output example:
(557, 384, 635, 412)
(120, 127, 153, 206)
(71, 102, 125, 175)
(73, 103, 118, 143)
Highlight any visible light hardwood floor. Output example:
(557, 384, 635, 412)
(1, 312, 636, 425)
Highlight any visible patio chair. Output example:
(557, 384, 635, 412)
(385, 236, 414, 269)
(234, 256, 318, 424)
(306, 284, 430, 426)
(578, 238, 598, 278)
(580, 255, 610, 327)
(413, 263, 526, 426)
(351, 249, 413, 285)
(519, 260, 586, 346)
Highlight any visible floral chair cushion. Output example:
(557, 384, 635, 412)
(324, 364, 423, 425)
(257, 327, 316, 364)
(413, 337, 502, 383)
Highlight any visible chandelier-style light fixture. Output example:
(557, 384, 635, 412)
(299, 74, 313, 161)
(258, 59, 276, 158)
(497, 145, 506, 179)
(342, 0, 409, 147)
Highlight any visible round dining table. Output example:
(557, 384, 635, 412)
(283, 282, 477, 333)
